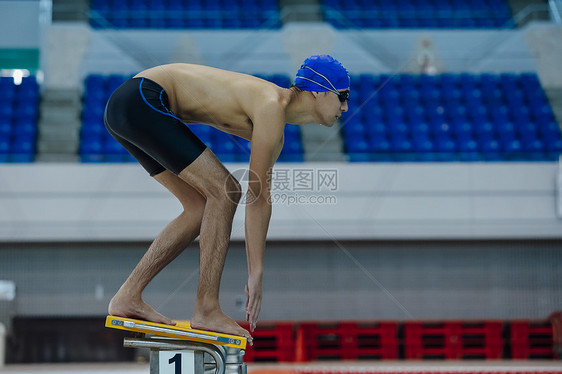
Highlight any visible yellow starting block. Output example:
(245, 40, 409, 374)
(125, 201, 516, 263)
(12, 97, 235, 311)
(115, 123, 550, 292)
(106, 316, 247, 349)
(105, 316, 247, 374)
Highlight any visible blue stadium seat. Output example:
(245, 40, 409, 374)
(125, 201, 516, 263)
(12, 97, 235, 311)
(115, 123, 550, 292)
(214, 139, 236, 155)
(0, 119, 11, 138)
(413, 137, 434, 153)
(481, 139, 501, 161)
(343, 72, 560, 162)
(546, 138, 562, 160)
(279, 141, 304, 162)
(14, 102, 38, 120)
(0, 138, 9, 155)
(13, 133, 34, 149)
(80, 137, 103, 155)
(0, 81, 16, 102)
(369, 136, 391, 152)
(18, 78, 39, 101)
(346, 136, 369, 153)
(0, 76, 39, 163)
(13, 119, 36, 138)
(342, 121, 364, 139)
(90, 0, 281, 29)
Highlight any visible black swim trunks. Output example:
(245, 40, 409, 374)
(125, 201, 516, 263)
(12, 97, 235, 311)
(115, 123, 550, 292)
(104, 77, 207, 176)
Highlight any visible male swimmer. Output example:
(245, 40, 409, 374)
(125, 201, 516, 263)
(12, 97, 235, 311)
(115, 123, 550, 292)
(105, 55, 350, 341)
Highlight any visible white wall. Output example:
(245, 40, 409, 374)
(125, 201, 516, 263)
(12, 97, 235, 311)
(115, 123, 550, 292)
(0, 162, 560, 242)
(0, 1, 42, 49)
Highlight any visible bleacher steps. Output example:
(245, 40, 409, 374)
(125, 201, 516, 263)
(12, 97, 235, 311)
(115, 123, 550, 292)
(36, 89, 82, 162)
(545, 88, 562, 128)
(279, 0, 322, 23)
(52, 0, 89, 22)
(300, 121, 346, 162)
(507, 0, 550, 26)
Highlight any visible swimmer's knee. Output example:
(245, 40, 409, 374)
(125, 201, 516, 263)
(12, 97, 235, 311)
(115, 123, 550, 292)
(223, 174, 242, 205)
(200, 173, 241, 208)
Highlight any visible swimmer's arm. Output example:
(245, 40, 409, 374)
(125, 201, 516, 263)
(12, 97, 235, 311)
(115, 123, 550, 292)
(244, 101, 284, 331)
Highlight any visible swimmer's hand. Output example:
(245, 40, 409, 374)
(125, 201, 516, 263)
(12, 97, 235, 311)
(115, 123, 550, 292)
(245, 274, 262, 332)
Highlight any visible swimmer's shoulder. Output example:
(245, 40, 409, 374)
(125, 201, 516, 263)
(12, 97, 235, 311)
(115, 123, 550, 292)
(237, 77, 290, 113)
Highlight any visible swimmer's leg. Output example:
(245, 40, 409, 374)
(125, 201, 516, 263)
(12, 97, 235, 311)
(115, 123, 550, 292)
(176, 148, 251, 340)
(108, 170, 206, 325)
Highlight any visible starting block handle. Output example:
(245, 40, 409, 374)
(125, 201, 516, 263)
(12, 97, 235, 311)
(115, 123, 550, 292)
(124, 337, 226, 374)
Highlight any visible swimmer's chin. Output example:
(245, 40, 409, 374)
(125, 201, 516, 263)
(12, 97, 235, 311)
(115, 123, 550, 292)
(323, 119, 337, 128)
(310, 120, 336, 128)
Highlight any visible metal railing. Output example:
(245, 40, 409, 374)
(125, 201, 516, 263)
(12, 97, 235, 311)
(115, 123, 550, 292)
(512, 4, 552, 26)
(549, 0, 562, 23)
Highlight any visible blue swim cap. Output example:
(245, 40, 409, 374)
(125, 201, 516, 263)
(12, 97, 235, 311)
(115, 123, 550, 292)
(294, 55, 350, 93)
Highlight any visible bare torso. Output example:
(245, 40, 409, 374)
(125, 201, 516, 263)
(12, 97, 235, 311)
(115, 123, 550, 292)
(135, 63, 290, 144)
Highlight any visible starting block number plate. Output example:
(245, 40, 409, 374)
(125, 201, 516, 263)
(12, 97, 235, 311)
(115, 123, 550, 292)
(159, 350, 194, 374)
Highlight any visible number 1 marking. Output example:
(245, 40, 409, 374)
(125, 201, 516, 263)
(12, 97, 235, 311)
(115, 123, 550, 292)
(169, 353, 181, 374)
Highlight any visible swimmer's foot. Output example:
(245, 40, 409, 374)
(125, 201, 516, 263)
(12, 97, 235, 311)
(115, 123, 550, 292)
(108, 293, 176, 326)
(191, 309, 253, 345)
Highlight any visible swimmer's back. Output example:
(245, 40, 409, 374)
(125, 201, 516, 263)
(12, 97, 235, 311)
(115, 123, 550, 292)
(134, 63, 286, 137)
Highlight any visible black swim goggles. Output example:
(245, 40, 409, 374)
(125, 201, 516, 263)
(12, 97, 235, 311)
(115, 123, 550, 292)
(336, 90, 350, 103)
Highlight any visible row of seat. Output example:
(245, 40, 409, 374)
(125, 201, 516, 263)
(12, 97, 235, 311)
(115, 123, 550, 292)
(325, 12, 513, 29)
(89, 0, 515, 29)
(90, 0, 281, 29)
(353, 72, 541, 90)
(345, 138, 562, 162)
(92, 11, 281, 29)
(2, 73, 560, 164)
(324, 0, 514, 28)
(341, 73, 561, 162)
(350, 97, 552, 127)
(91, 0, 278, 11)
(0, 77, 40, 163)
(349, 74, 552, 126)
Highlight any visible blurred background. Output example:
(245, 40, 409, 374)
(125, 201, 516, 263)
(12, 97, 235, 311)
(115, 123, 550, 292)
(0, 0, 562, 370)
